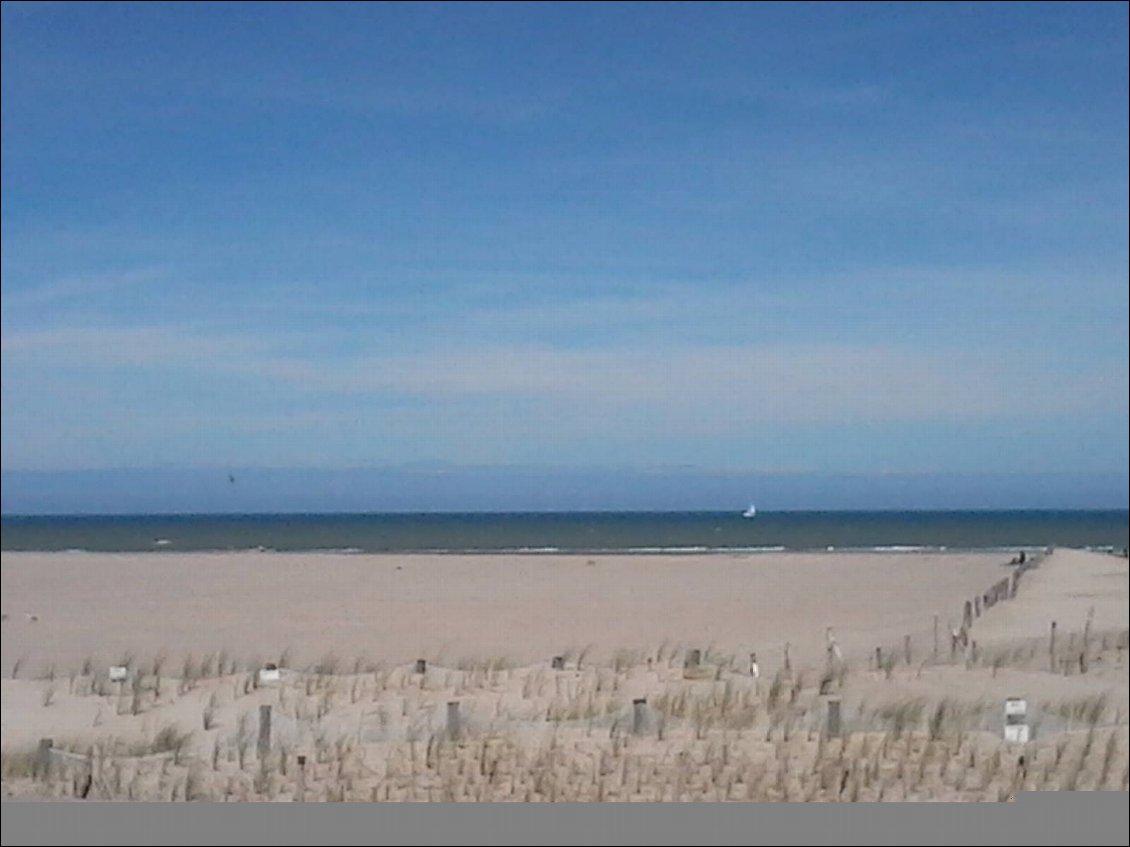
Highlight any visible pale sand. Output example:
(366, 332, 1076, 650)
(1, 548, 1127, 801)
(2, 550, 1018, 675)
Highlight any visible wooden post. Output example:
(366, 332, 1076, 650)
(415, 659, 427, 674)
(1049, 620, 1057, 668)
(874, 646, 882, 671)
(632, 698, 647, 736)
(825, 697, 842, 738)
(1082, 608, 1094, 674)
(933, 616, 939, 661)
(446, 700, 461, 741)
(963, 600, 973, 629)
(783, 643, 791, 674)
(974, 596, 981, 618)
(685, 649, 701, 669)
(296, 754, 306, 802)
(749, 653, 760, 678)
(34, 738, 53, 780)
(257, 705, 272, 759)
(903, 635, 912, 666)
(551, 656, 565, 670)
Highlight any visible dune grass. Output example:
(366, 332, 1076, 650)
(3, 637, 1127, 802)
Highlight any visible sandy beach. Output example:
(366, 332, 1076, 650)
(2, 549, 1030, 674)
(2, 547, 1127, 801)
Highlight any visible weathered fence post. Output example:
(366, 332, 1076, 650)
(933, 616, 939, 661)
(415, 659, 427, 674)
(825, 698, 842, 738)
(446, 700, 462, 741)
(258, 705, 272, 759)
(296, 754, 306, 802)
(632, 698, 647, 736)
(551, 656, 565, 670)
(684, 649, 701, 670)
(34, 738, 53, 780)
(904, 635, 912, 666)
(1049, 620, 1057, 671)
(963, 600, 973, 629)
(974, 596, 981, 618)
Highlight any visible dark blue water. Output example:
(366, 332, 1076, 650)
(1, 511, 1126, 553)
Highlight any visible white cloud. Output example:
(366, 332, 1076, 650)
(255, 341, 1127, 429)
(0, 325, 274, 367)
(4, 312, 1125, 434)
(2, 267, 167, 307)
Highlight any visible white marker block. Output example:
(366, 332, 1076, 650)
(258, 667, 281, 684)
(108, 666, 128, 682)
(1004, 724, 1030, 744)
(1004, 698, 1028, 718)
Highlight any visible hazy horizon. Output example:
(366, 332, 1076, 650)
(3, 466, 1126, 515)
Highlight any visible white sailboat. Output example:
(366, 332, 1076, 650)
(741, 504, 757, 519)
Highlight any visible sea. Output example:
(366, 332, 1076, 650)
(1, 510, 1126, 554)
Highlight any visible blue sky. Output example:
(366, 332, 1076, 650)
(2, 2, 1127, 511)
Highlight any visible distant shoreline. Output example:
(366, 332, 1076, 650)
(0, 544, 1117, 555)
(3, 509, 1126, 553)
(4, 507, 1128, 517)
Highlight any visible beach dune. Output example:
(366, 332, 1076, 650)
(1, 548, 1126, 802)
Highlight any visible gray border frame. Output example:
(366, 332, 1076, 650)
(1, 794, 1127, 846)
